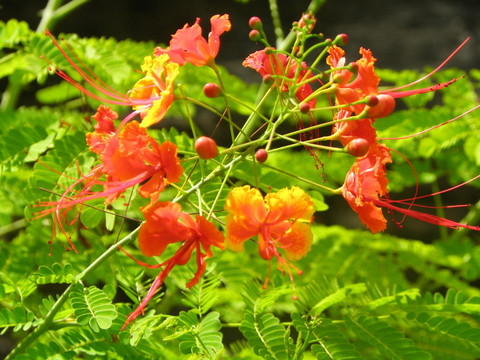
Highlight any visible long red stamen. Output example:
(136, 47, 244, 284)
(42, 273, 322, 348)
(45, 29, 157, 107)
(379, 105, 480, 141)
(372, 197, 480, 231)
(121, 239, 195, 330)
(382, 37, 470, 93)
(386, 78, 460, 99)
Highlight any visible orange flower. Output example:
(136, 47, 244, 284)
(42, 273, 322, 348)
(129, 54, 179, 128)
(154, 14, 231, 67)
(327, 45, 380, 114)
(243, 49, 316, 108)
(86, 110, 183, 203)
(122, 201, 224, 329)
(32, 106, 183, 252)
(342, 143, 392, 233)
(327, 43, 463, 117)
(342, 143, 480, 233)
(45, 31, 178, 128)
(224, 186, 315, 289)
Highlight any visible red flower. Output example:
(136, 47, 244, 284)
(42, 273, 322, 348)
(342, 143, 392, 233)
(327, 42, 466, 117)
(224, 186, 315, 291)
(154, 14, 231, 67)
(122, 202, 224, 329)
(342, 143, 480, 233)
(32, 106, 183, 252)
(243, 49, 316, 108)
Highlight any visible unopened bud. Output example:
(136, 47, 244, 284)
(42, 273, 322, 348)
(195, 136, 219, 160)
(263, 74, 273, 84)
(367, 95, 379, 107)
(203, 83, 221, 98)
(334, 33, 349, 46)
(249, 29, 261, 42)
(297, 12, 316, 33)
(264, 47, 273, 55)
(348, 62, 358, 73)
(249, 16, 263, 31)
(255, 148, 268, 163)
(366, 94, 396, 118)
(299, 103, 311, 114)
(346, 138, 370, 157)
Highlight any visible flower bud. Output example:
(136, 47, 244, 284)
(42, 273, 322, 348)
(366, 94, 396, 118)
(346, 138, 370, 157)
(367, 95, 379, 107)
(263, 74, 273, 84)
(348, 62, 358, 73)
(249, 29, 262, 42)
(264, 47, 273, 55)
(299, 103, 311, 114)
(255, 148, 268, 163)
(195, 136, 219, 159)
(203, 83, 221, 98)
(249, 16, 263, 31)
(297, 12, 316, 33)
(334, 33, 349, 46)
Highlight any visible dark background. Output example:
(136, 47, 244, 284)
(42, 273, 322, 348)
(2, 0, 480, 70)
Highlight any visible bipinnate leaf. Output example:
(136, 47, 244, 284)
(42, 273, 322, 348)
(345, 315, 431, 360)
(292, 312, 361, 360)
(30, 263, 74, 284)
(240, 311, 290, 360)
(177, 310, 223, 357)
(69, 284, 117, 333)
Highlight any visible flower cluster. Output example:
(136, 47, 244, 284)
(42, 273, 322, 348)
(34, 11, 480, 330)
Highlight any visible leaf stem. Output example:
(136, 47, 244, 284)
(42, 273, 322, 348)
(5, 226, 140, 359)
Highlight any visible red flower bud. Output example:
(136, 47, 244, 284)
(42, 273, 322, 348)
(346, 138, 370, 157)
(366, 94, 396, 118)
(249, 16, 263, 30)
(299, 103, 311, 114)
(367, 95, 379, 107)
(255, 148, 268, 163)
(249, 29, 261, 42)
(195, 136, 219, 159)
(335, 33, 349, 46)
(203, 83, 221, 98)
(348, 62, 358, 73)
(263, 74, 273, 84)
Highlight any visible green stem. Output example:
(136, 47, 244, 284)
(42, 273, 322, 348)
(0, 218, 27, 237)
(268, 0, 284, 46)
(1, 0, 91, 111)
(277, 0, 328, 52)
(5, 226, 140, 360)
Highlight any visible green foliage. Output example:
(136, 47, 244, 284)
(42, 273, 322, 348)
(2, 2, 480, 360)
(69, 283, 118, 332)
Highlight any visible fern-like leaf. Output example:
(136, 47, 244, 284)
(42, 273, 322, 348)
(29, 262, 74, 284)
(292, 312, 361, 360)
(345, 315, 431, 360)
(69, 284, 117, 333)
(176, 310, 224, 357)
(0, 306, 36, 334)
(182, 272, 222, 315)
(240, 311, 291, 360)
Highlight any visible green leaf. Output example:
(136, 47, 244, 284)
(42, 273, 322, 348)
(177, 310, 224, 357)
(70, 284, 117, 333)
(240, 312, 290, 360)
(346, 315, 431, 360)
